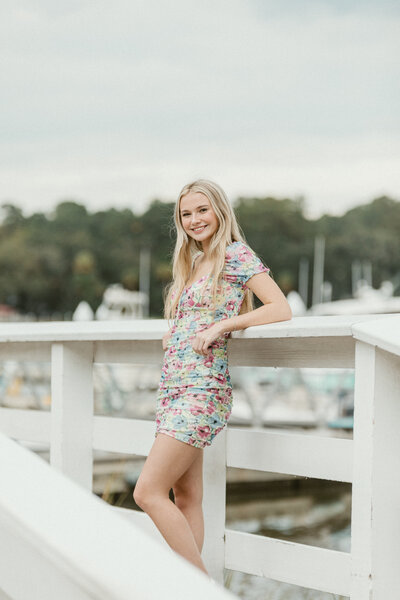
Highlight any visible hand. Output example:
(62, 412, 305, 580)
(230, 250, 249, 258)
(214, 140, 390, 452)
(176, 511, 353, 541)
(191, 323, 225, 356)
(162, 329, 172, 351)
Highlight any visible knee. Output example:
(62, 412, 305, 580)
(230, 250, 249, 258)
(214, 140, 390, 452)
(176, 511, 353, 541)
(173, 485, 203, 510)
(133, 480, 154, 511)
(133, 477, 168, 511)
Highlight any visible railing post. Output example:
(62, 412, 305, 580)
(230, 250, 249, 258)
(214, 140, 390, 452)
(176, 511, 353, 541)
(202, 428, 227, 583)
(351, 340, 400, 598)
(50, 342, 94, 490)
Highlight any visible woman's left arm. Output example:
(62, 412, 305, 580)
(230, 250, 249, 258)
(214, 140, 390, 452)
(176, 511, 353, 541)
(218, 271, 292, 335)
(191, 272, 292, 356)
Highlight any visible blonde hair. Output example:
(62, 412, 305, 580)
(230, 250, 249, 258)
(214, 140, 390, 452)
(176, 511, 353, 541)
(164, 179, 262, 326)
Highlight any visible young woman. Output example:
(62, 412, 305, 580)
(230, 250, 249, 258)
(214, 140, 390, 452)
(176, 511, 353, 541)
(133, 179, 292, 577)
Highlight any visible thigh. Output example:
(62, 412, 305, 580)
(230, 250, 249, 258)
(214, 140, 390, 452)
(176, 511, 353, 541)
(173, 446, 203, 500)
(137, 432, 202, 495)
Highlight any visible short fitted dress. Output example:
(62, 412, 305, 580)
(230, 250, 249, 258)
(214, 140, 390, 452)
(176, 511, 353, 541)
(154, 240, 270, 449)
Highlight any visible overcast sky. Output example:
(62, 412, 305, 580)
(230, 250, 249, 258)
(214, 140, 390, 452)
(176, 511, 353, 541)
(1, 0, 399, 219)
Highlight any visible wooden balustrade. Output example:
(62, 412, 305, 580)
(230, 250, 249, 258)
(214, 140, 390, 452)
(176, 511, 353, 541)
(0, 313, 399, 598)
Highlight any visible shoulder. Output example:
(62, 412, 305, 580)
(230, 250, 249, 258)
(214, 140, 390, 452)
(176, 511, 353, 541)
(225, 240, 257, 262)
(224, 240, 269, 282)
(225, 240, 246, 255)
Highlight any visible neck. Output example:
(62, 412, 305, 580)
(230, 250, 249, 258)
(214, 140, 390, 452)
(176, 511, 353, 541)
(200, 239, 210, 256)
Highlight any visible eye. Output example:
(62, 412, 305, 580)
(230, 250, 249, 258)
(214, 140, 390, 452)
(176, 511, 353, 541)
(200, 208, 207, 212)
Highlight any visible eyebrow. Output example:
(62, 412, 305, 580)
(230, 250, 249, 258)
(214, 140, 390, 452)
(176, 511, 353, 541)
(180, 204, 209, 214)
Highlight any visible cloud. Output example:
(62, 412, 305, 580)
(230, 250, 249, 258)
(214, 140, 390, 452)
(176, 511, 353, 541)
(0, 0, 399, 217)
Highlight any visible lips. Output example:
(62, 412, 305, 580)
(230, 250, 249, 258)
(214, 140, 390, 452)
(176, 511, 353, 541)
(191, 225, 207, 233)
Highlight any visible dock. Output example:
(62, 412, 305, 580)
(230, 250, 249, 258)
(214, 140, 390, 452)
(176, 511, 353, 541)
(0, 314, 399, 598)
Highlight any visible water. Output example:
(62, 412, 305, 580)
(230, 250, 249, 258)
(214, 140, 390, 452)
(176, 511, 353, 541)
(223, 477, 351, 599)
(112, 473, 351, 599)
(224, 571, 348, 600)
(0, 360, 353, 598)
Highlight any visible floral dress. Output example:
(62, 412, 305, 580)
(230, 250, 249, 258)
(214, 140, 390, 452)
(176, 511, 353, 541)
(154, 240, 270, 449)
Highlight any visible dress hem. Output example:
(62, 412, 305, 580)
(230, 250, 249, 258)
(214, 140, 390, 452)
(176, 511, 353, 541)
(155, 428, 211, 449)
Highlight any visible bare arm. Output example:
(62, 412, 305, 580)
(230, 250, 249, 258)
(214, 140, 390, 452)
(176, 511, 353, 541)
(191, 271, 292, 356)
(217, 271, 292, 334)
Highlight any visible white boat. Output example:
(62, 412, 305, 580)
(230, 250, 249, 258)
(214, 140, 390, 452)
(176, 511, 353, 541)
(95, 284, 148, 320)
(308, 279, 400, 316)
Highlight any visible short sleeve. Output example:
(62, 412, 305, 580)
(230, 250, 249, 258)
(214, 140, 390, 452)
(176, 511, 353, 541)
(224, 241, 270, 289)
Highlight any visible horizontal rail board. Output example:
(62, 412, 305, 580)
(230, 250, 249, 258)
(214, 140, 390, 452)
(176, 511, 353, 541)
(227, 427, 353, 482)
(0, 515, 98, 600)
(225, 529, 351, 596)
(93, 415, 155, 456)
(0, 342, 50, 361)
(0, 408, 50, 443)
(94, 340, 164, 365)
(0, 314, 391, 343)
(228, 336, 355, 368)
(0, 336, 355, 367)
(111, 506, 168, 543)
(1, 413, 353, 482)
(352, 316, 400, 358)
(94, 337, 356, 367)
(0, 320, 168, 343)
(233, 313, 395, 339)
(0, 433, 232, 600)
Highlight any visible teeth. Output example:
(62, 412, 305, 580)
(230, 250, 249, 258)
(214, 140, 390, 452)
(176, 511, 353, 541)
(192, 226, 206, 232)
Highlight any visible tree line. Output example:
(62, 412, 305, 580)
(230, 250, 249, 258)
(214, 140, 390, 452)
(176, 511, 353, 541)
(0, 195, 398, 318)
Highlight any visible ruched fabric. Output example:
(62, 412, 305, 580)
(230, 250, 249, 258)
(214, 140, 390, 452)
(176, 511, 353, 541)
(155, 241, 270, 448)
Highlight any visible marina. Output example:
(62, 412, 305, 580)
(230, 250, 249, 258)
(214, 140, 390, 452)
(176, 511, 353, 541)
(1, 314, 399, 599)
(1, 1, 397, 596)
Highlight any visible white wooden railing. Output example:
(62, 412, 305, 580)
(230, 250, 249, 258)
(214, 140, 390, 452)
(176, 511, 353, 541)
(0, 314, 399, 599)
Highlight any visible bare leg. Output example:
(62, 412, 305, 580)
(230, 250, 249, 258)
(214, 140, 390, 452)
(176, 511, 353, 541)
(133, 433, 208, 574)
(173, 448, 204, 553)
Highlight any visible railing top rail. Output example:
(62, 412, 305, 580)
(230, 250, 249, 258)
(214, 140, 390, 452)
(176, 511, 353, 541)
(0, 432, 232, 599)
(0, 314, 396, 343)
(352, 315, 400, 357)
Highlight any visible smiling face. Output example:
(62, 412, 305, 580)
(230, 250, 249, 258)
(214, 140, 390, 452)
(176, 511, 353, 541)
(179, 191, 219, 247)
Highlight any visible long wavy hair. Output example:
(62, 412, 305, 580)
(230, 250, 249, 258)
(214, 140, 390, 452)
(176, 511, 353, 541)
(163, 179, 264, 326)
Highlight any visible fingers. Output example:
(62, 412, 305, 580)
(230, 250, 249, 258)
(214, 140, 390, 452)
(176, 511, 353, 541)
(162, 330, 211, 356)
(191, 335, 210, 356)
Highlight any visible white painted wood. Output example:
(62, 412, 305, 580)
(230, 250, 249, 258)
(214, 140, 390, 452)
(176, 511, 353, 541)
(0, 408, 50, 443)
(94, 339, 163, 365)
(96, 337, 355, 367)
(110, 505, 169, 544)
(50, 342, 94, 490)
(203, 429, 227, 584)
(0, 516, 100, 600)
(225, 529, 351, 596)
(0, 319, 168, 342)
(229, 335, 356, 367)
(227, 427, 353, 482)
(0, 341, 50, 361)
(0, 314, 398, 597)
(230, 313, 395, 340)
(370, 348, 400, 597)
(351, 342, 400, 599)
(0, 313, 392, 343)
(0, 587, 12, 600)
(352, 315, 400, 358)
(350, 341, 374, 599)
(0, 432, 233, 600)
(93, 415, 155, 456)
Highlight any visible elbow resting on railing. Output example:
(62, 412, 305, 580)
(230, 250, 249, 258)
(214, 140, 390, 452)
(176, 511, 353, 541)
(219, 269, 293, 333)
(218, 300, 292, 335)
